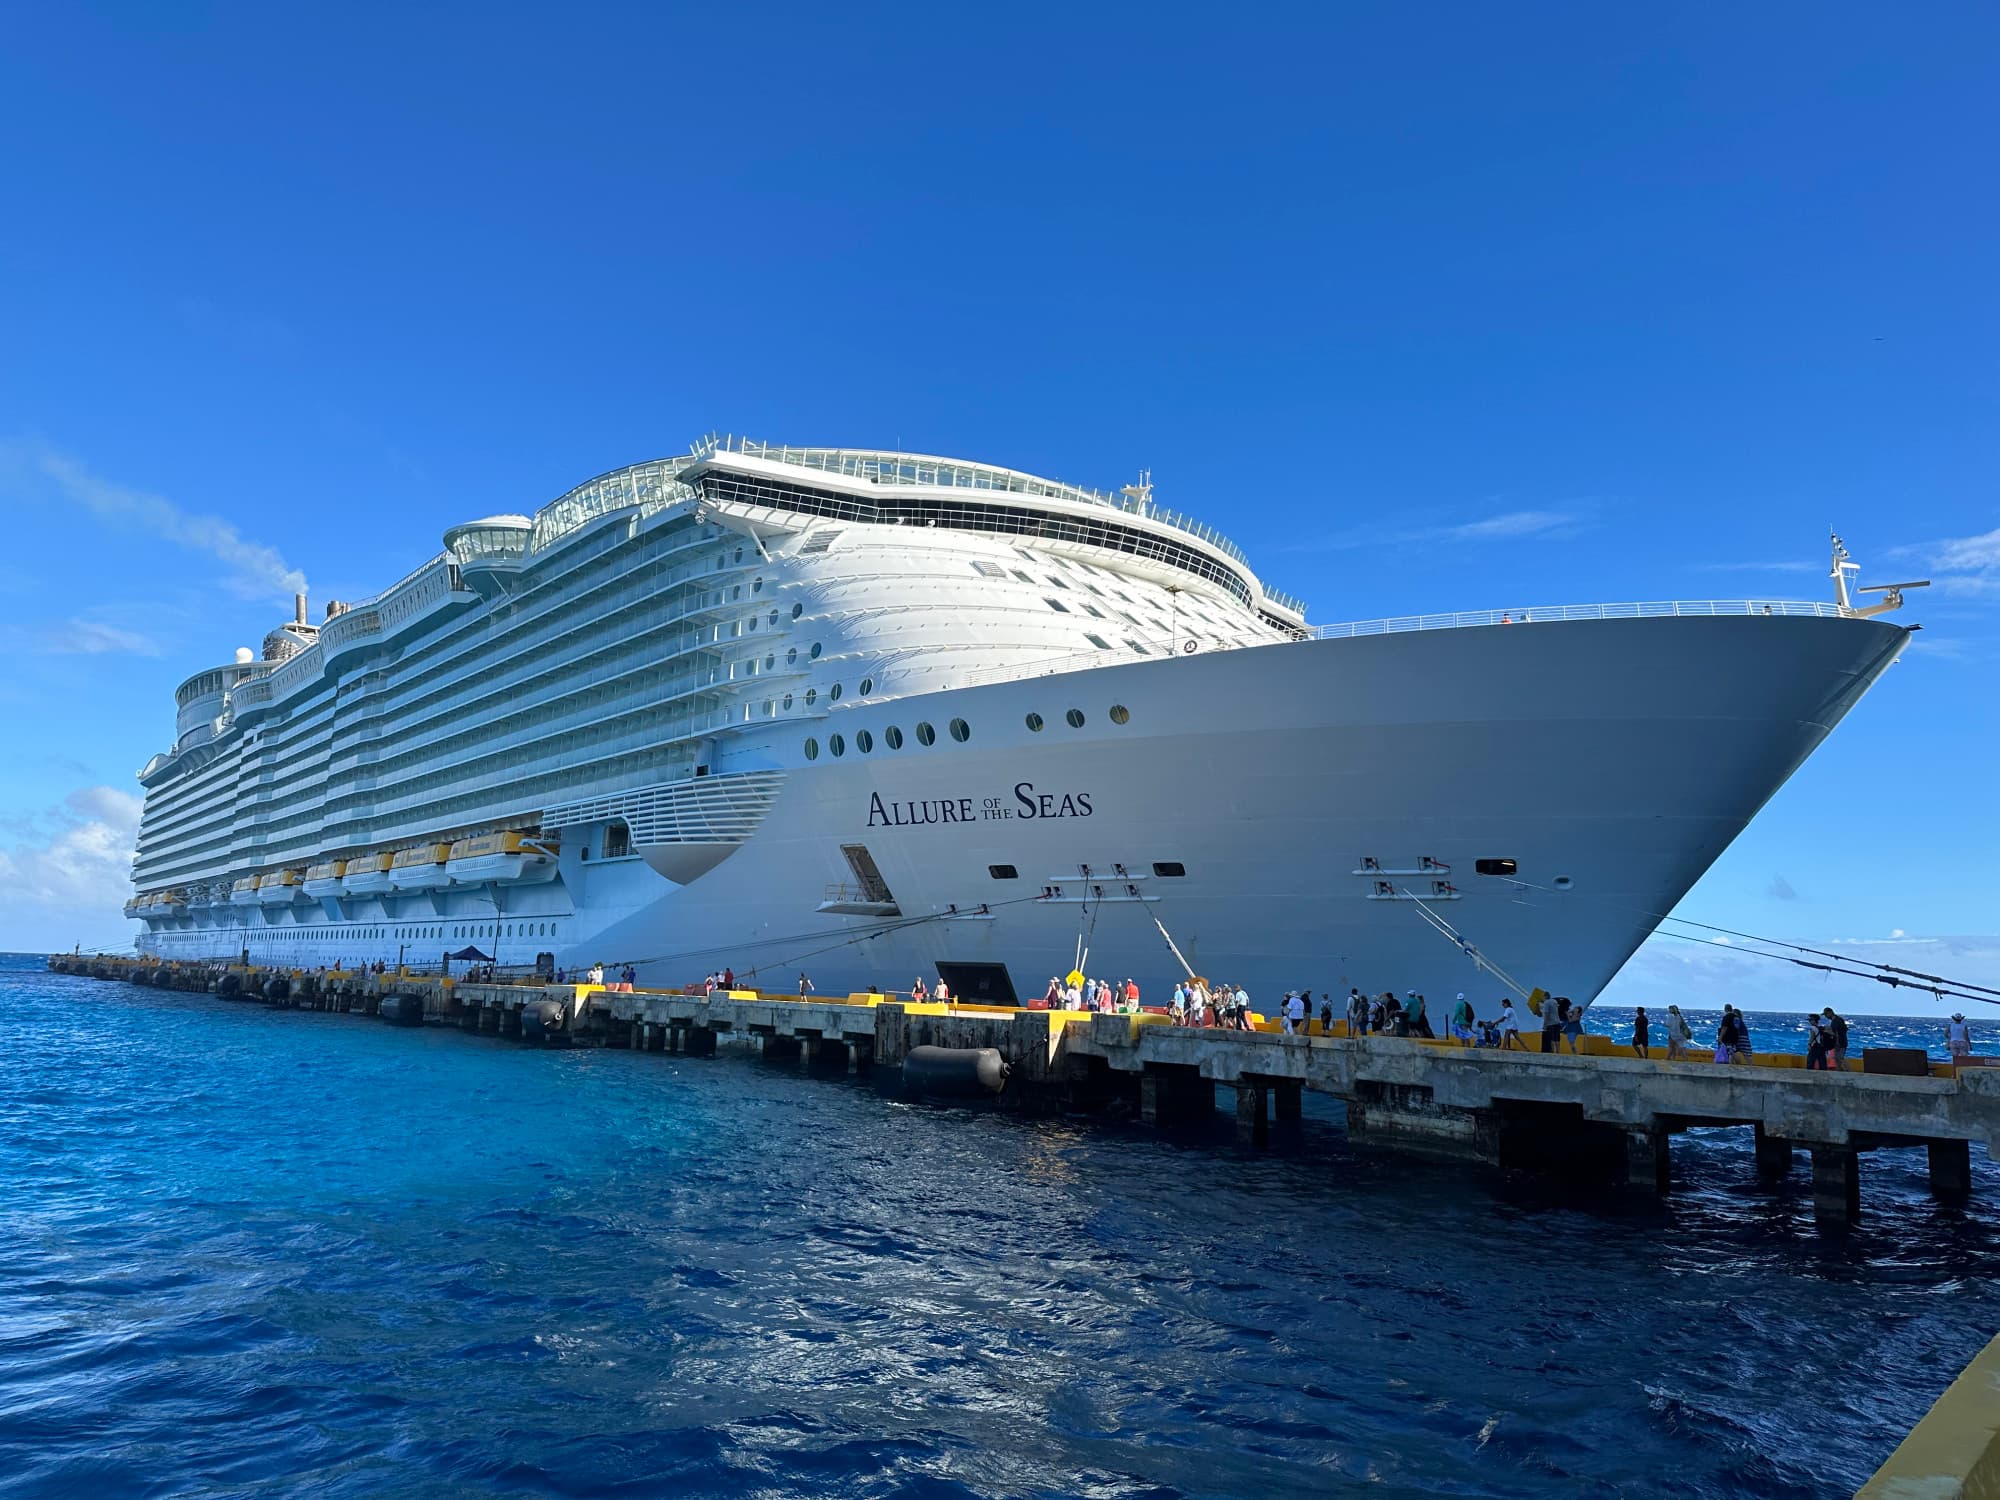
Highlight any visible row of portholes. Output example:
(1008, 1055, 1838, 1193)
(805, 718, 969, 760)
(780, 675, 872, 712)
(1027, 704, 1130, 731)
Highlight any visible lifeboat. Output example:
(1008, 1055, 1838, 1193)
(388, 842, 453, 892)
(123, 895, 145, 920)
(229, 875, 263, 907)
(158, 887, 189, 916)
(341, 850, 395, 896)
(447, 830, 559, 886)
(256, 869, 305, 904)
(301, 858, 348, 899)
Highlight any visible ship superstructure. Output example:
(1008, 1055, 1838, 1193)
(127, 439, 1912, 1006)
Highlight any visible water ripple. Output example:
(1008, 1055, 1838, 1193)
(1, 956, 1994, 1498)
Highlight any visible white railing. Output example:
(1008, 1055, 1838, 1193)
(952, 599, 1846, 689)
(1304, 599, 1842, 639)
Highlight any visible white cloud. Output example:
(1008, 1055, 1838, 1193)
(1889, 525, 2000, 602)
(1290, 505, 1592, 553)
(1442, 509, 1579, 541)
(1890, 928, 1907, 939)
(0, 786, 143, 950)
(0, 440, 307, 602)
(0, 616, 169, 657)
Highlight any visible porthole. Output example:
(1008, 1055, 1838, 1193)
(731, 585, 741, 600)
(1109, 704, 1130, 724)
(809, 642, 822, 660)
(1554, 876, 1574, 890)
(765, 654, 775, 670)
(747, 615, 757, 631)
(805, 688, 818, 706)
(885, 725, 903, 749)
(1065, 708, 1085, 728)
(768, 610, 779, 626)
(782, 692, 794, 710)
(753, 578, 764, 593)
(787, 647, 798, 665)
(949, 718, 970, 742)
(792, 603, 803, 619)
(734, 547, 744, 563)
(861, 677, 875, 695)
(829, 683, 843, 701)
(916, 721, 936, 746)
(856, 729, 874, 753)
(1026, 712, 1044, 732)
(804, 738, 819, 760)
(829, 733, 846, 757)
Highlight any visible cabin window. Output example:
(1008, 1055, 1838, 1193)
(1065, 709, 1086, 727)
(804, 738, 819, 760)
(1153, 861, 1186, 877)
(856, 730, 874, 753)
(949, 718, 970, 742)
(1474, 858, 1518, 876)
(1026, 713, 1044, 731)
(1109, 704, 1130, 724)
(916, 721, 936, 745)
(884, 725, 903, 749)
(989, 864, 1019, 880)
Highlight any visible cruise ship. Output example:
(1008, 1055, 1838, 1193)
(126, 438, 1914, 1007)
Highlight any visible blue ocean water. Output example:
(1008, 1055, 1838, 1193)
(3, 954, 1996, 1500)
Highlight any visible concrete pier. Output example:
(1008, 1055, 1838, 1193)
(47, 956, 2000, 1225)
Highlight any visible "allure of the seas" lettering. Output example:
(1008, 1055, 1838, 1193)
(865, 782, 1094, 828)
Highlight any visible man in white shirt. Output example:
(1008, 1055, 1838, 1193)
(1499, 999, 1521, 1049)
(1286, 992, 1307, 1034)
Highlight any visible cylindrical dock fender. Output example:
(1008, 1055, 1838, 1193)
(262, 975, 291, 1004)
(380, 992, 425, 1027)
(902, 1045, 1010, 1098)
(216, 972, 242, 998)
(149, 966, 172, 987)
(519, 998, 568, 1042)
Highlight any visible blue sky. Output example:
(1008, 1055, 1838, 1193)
(0, 4, 1993, 1011)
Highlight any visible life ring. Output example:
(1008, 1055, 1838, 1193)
(1182, 639, 1198, 654)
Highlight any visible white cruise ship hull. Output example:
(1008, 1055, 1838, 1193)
(141, 613, 1907, 1009)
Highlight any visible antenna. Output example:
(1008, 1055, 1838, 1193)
(1120, 469, 1154, 513)
(1829, 529, 1929, 617)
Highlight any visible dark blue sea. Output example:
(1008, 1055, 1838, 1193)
(4, 953, 1997, 1499)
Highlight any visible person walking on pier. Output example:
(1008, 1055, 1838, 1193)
(1631, 1007, 1650, 1059)
(1285, 991, 1306, 1035)
(1664, 1004, 1691, 1061)
(1948, 1013, 1973, 1061)
(1540, 996, 1562, 1053)
(1498, 997, 1522, 1049)
(1450, 993, 1475, 1045)
(1806, 1015, 1832, 1071)
(1347, 988, 1367, 1037)
(1561, 999, 1584, 1054)
(798, 971, 814, 998)
(1822, 1007, 1849, 1068)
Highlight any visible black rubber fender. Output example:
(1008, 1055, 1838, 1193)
(380, 993, 425, 1026)
(520, 998, 567, 1042)
(262, 976, 291, 1004)
(903, 1045, 1010, 1097)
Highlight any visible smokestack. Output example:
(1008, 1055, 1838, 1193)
(294, 592, 308, 626)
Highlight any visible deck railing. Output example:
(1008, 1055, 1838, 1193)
(956, 600, 1844, 687)
(1303, 599, 1841, 639)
